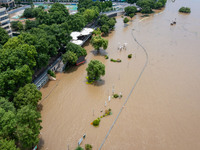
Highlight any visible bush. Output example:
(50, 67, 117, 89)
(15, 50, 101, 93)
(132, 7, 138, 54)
(110, 58, 121, 63)
(128, 54, 132, 58)
(85, 144, 92, 150)
(123, 17, 129, 24)
(113, 94, 119, 98)
(93, 118, 100, 126)
(179, 7, 191, 13)
(47, 70, 56, 78)
(108, 108, 111, 111)
(76, 146, 84, 150)
(105, 55, 109, 59)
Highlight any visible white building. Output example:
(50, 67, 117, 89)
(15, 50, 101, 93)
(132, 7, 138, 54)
(0, 7, 12, 36)
(0, 0, 15, 8)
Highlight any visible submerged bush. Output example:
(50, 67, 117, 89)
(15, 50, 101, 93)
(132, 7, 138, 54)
(76, 146, 84, 150)
(93, 118, 100, 126)
(110, 58, 121, 62)
(113, 94, 119, 98)
(85, 144, 92, 150)
(179, 7, 191, 13)
(105, 55, 109, 59)
(128, 54, 132, 58)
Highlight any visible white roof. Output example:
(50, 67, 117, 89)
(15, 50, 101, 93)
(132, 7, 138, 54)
(71, 40, 83, 46)
(80, 28, 94, 36)
(70, 32, 81, 40)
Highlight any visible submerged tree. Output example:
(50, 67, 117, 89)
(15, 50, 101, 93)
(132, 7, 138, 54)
(123, 17, 130, 24)
(62, 50, 78, 65)
(86, 60, 105, 81)
(90, 35, 108, 53)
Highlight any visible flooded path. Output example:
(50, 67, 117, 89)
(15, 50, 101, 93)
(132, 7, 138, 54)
(39, 0, 200, 149)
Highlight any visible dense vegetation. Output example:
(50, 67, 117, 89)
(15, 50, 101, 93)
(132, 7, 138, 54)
(179, 7, 191, 13)
(0, 1, 116, 148)
(126, 0, 167, 14)
(78, 0, 113, 13)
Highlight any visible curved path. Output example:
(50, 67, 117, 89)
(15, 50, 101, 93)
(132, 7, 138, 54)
(99, 26, 149, 150)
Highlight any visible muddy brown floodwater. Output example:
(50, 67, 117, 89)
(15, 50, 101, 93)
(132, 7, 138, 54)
(39, 0, 200, 149)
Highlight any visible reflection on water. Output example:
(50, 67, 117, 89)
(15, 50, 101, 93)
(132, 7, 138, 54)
(39, 0, 200, 150)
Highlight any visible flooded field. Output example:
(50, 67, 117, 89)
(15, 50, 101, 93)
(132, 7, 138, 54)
(39, 0, 200, 149)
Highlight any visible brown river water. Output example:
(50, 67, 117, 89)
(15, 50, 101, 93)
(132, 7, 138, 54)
(39, 0, 200, 149)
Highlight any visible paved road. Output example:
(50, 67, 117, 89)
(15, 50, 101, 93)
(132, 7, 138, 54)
(8, 5, 30, 15)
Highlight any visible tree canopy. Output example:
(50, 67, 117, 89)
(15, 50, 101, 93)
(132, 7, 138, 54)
(0, 28, 9, 47)
(86, 60, 105, 81)
(16, 105, 42, 149)
(125, 6, 137, 16)
(62, 50, 78, 65)
(90, 35, 108, 52)
(13, 83, 42, 109)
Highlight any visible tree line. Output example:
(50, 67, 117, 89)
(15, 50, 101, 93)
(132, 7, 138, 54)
(126, 0, 167, 14)
(0, 1, 116, 149)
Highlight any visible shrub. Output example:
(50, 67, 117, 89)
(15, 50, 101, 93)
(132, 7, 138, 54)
(123, 17, 129, 24)
(103, 114, 105, 117)
(110, 58, 121, 63)
(113, 94, 119, 98)
(85, 144, 92, 150)
(93, 118, 100, 126)
(105, 55, 109, 59)
(128, 54, 132, 58)
(179, 7, 191, 13)
(108, 108, 111, 111)
(47, 70, 56, 78)
(76, 146, 84, 150)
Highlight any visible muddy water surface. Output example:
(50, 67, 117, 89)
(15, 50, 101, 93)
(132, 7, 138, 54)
(39, 0, 200, 149)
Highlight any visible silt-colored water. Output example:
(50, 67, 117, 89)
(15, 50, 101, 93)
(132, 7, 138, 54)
(39, 0, 200, 149)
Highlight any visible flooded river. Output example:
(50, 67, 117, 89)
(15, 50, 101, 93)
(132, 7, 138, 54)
(39, 0, 200, 149)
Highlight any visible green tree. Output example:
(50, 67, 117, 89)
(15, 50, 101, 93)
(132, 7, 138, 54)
(11, 21, 21, 31)
(92, 28, 101, 36)
(76, 146, 84, 150)
(0, 108, 17, 139)
(154, 2, 163, 9)
(0, 28, 9, 46)
(0, 65, 32, 99)
(49, 2, 69, 16)
(0, 139, 19, 150)
(141, 5, 152, 14)
(124, 6, 137, 15)
(13, 83, 42, 109)
(179, 7, 191, 13)
(67, 14, 86, 32)
(62, 51, 78, 65)
(0, 97, 16, 112)
(86, 60, 105, 81)
(90, 35, 108, 52)
(17, 21, 24, 31)
(65, 43, 87, 58)
(49, 10, 67, 24)
(123, 17, 129, 24)
(0, 41, 37, 72)
(129, 13, 135, 19)
(23, 8, 34, 18)
(83, 9, 99, 23)
(16, 105, 42, 149)
(25, 20, 38, 31)
(101, 24, 109, 35)
(78, 0, 94, 11)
